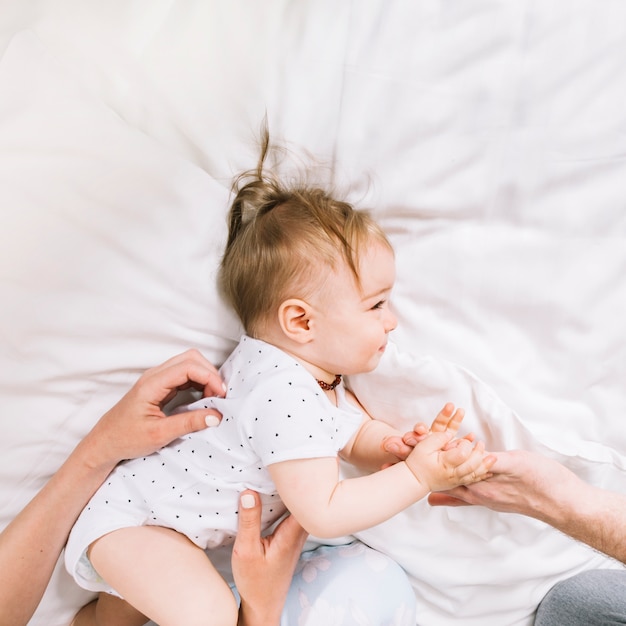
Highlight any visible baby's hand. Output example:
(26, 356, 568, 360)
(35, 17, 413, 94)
(403, 419, 495, 491)
(398, 422, 430, 448)
(380, 435, 416, 467)
(383, 403, 470, 462)
(429, 402, 465, 437)
(437, 439, 494, 489)
(382, 423, 428, 465)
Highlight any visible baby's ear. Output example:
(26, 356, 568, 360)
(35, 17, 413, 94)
(278, 299, 313, 343)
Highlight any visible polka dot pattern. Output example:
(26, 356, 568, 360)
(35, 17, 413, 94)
(65, 336, 363, 594)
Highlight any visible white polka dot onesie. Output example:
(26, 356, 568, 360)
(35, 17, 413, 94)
(64, 335, 363, 593)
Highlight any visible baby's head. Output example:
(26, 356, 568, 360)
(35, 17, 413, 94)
(220, 132, 396, 375)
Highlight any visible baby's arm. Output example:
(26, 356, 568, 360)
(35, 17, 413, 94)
(340, 415, 409, 472)
(269, 423, 493, 538)
(341, 399, 464, 472)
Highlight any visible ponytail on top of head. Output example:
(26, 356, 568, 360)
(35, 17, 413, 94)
(219, 121, 392, 337)
(225, 122, 289, 252)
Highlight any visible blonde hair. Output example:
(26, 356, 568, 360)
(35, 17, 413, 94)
(219, 129, 391, 336)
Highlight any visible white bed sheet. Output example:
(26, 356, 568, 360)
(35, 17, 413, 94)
(1, 2, 625, 625)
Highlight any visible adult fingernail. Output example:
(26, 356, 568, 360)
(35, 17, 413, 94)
(205, 415, 220, 427)
(241, 494, 255, 509)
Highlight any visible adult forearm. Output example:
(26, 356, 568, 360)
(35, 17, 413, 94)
(482, 453, 626, 565)
(0, 351, 223, 626)
(539, 480, 626, 565)
(0, 441, 115, 626)
(432, 450, 626, 565)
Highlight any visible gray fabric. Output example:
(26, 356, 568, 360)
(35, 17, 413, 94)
(535, 569, 626, 626)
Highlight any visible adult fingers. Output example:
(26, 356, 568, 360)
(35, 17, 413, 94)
(428, 490, 473, 507)
(233, 491, 264, 558)
(271, 512, 309, 555)
(234, 491, 307, 556)
(148, 348, 220, 376)
(151, 408, 222, 449)
(139, 359, 225, 411)
(451, 443, 497, 484)
(143, 350, 226, 402)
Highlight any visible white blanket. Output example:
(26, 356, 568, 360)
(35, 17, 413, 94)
(348, 343, 625, 625)
(1, 2, 625, 625)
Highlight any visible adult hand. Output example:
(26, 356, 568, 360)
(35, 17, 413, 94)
(427, 450, 576, 516)
(428, 449, 626, 564)
(232, 491, 308, 626)
(0, 349, 225, 626)
(78, 349, 225, 472)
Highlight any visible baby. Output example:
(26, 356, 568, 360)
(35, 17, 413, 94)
(65, 132, 494, 626)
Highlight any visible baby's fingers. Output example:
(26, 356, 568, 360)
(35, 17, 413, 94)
(430, 403, 465, 436)
(452, 442, 496, 484)
(382, 435, 414, 462)
(442, 432, 476, 451)
(440, 438, 474, 465)
(402, 422, 429, 447)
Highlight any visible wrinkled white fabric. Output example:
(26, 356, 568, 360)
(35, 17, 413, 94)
(347, 343, 625, 626)
(2, 3, 625, 625)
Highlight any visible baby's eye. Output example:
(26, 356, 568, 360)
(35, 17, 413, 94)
(372, 300, 386, 310)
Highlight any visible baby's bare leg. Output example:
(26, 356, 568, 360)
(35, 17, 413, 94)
(88, 526, 238, 626)
(71, 594, 147, 626)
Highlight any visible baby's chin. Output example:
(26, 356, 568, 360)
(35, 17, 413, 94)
(352, 355, 384, 375)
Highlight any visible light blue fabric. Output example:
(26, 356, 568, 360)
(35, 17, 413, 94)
(280, 542, 416, 625)
(147, 540, 416, 625)
(226, 541, 416, 626)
